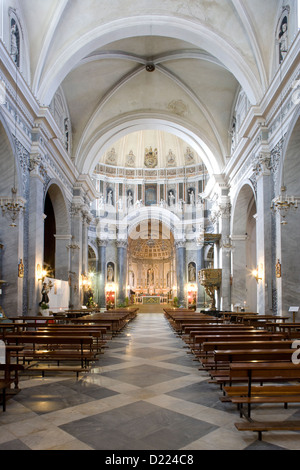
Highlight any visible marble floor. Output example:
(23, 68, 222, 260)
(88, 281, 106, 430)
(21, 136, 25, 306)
(0, 312, 300, 451)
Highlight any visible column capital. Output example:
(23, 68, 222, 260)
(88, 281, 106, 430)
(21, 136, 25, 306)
(174, 239, 186, 249)
(116, 239, 128, 249)
(96, 237, 108, 247)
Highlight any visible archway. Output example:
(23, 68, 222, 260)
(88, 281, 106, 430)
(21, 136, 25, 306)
(43, 182, 71, 281)
(0, 114, 24, 315)
(128, 220, 175, 306)
(231, 183, 257, 312)
(277, 113, 300, 316)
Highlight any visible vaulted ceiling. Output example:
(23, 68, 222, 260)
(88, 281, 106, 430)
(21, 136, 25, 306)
(18, 0, 281, 174)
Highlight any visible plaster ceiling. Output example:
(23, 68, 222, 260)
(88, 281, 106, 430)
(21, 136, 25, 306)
(16, 0, 282, 174)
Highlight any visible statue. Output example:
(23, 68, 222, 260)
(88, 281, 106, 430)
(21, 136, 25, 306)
(279, 21, 288, 63)
(11, 22, 19, 66)
(18, 259, 24, 278)
(39, 283, 49, 306)
(107, 263, 114, 282)
(168, 191, 175, 206)
(276, 259, 281, 278)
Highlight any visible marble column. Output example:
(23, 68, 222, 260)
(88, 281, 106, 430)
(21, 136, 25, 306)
(219, 202, 232, 311)
(196, 242, 205, 309)
(254, 152, 273, 314)
(116, 240, 128, 305)
(175, 240, 186, 306)
(69, 203, 83, 309)
(27, 153, 45, 314)
(97, 238, 107, 309)
(81, 213, 90, 275)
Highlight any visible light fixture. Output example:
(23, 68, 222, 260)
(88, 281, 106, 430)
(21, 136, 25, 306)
(252, 266, 262, 283)
(1, 188, 25, 227)
(271, 186, 298, 225)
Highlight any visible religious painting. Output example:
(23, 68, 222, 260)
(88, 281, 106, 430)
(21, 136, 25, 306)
(107, 262, 115, 282)
(145, 184, 157, 206)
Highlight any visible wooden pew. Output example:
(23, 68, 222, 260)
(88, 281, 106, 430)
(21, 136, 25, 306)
(6, 334, 96, 370)
(211, 348, 296, 373)
(190, 330, 270, 352)
(225, 362, 300, 419)
(203, 340, 294, 356)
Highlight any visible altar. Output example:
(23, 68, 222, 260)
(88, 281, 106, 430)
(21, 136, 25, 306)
(142, 296, 161, 305)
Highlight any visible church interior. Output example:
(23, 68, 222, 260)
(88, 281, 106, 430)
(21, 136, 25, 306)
(0, 0, 300, 451)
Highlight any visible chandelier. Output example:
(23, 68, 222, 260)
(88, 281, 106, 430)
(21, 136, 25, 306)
(271, 186, 298, 225)
(0, 188, 25, 227)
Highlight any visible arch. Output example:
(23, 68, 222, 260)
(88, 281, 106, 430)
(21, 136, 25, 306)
(44, 180, 71, 236)
(36, 15, 262, 107)
(277, 110, 300, 315)
(125, 206, 182, 242)
(79, 115, 221, 176)
(44, 180, 71, 281)
(231, 182, 257, 311)
(277, 104, 300, 195)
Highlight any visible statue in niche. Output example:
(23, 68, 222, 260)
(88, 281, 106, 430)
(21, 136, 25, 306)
(127, 191, 133, 208)
(168, 191, 175, 206)
(189, 189, 195, 205)
(64, 118, 70, 152)
(107, 189, 113, 205)
(10, 20, 19, 66)
(107, 263, 114, 282)
(279, 18, 288, 63)
(126, 150, 135, 167)
(188, 263, 196, 282)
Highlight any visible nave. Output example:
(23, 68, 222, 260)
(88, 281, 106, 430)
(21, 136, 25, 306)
(0, 313, 300, 451)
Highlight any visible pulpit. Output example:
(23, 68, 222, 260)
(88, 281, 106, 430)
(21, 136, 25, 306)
(198, 269, 222, 310)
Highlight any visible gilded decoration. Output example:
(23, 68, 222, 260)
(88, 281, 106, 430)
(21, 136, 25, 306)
(144, 147, 158, 168)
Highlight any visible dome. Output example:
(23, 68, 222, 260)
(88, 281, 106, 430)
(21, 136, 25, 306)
(129, 237, 173, 260)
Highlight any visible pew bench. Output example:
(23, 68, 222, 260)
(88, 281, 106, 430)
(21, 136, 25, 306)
(0, 379, 14, 411)
(235, 420, 300, 441)
(223, 362, 300, 419)
(6, 335, 97, 368)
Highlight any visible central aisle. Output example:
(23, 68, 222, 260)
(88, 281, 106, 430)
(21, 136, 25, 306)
(57, 313, 236, 450)
(1, 313, 293, 450)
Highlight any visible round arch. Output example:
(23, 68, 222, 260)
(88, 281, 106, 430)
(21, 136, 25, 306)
(44, 180, 71, 281)
(44, 180, 71, 236)
(119, 206, 182, 241)
(231, 182, 257, 312)
(36, 15, 262, 107)
(276, 109, 300, 315)
(79, 115, 221, 176)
